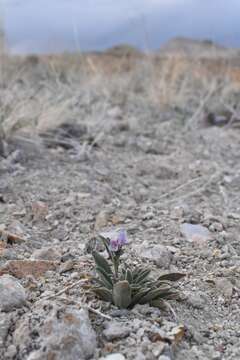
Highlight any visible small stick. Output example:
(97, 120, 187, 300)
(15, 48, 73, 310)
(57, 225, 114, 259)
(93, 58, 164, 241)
(163, 300, 177, 321)
(157, 176, 204, 201)
(42, 279, 112, 321)
(43, 279, 88, 300)
(161, 171, 219, 206)
(87, 306, 112, 320)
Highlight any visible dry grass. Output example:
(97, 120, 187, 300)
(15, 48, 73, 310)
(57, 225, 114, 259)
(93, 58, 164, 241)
(0, 45, 240, 144)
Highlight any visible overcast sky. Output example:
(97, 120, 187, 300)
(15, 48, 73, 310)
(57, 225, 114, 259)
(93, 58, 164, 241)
(2, 0, 240, 53)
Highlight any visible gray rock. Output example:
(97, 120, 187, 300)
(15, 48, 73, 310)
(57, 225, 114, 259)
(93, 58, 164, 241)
(0, 275, 26, 312)
(180, 223, 211, 245)
(139, 244, 172, 268)
(39, 308, 97, 360)
(0, 313, 11, 346)
(103, 322, 130, 341)
(185, 292, 207, 309)
(110, 309, 130, 318)
(27, 351, 43, 360)
(0, 249, 18, 260)
(31, 247, 61, 261)
(103, 354, 126, 360)
(5, 344, 17, 358)
(158, 356, 171, 360)
(215, 278, 233, 300)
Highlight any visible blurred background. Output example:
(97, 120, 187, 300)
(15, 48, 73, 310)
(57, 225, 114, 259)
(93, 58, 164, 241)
(2, 0, 240, 54)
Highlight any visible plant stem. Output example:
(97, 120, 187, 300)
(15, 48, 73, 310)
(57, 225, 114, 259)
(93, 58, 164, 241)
(113, 257, 119, 280)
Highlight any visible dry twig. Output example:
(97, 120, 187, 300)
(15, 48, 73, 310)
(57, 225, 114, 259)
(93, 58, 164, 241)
(42, 279, 112, 320)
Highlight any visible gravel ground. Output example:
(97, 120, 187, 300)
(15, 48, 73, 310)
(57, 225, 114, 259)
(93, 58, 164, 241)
(0, 93, 240, 360)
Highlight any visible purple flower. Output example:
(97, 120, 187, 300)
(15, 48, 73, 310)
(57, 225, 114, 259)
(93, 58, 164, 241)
(109, 239, 119, 252)
(109, 229, 128, 252)
(117, 229, 128, 246)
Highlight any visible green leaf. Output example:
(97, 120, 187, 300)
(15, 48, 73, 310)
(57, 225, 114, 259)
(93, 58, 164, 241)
(154, 280, 173, 288)
(113, 281, 132, 309)
(135, 269, 151, 284)
(92, 251, 113, 275)
(130, 288, 151, 307)
(138, 286, 172, 304)
(132, 267, 146, 280)
(99, 235, 112, 258)
(92, 277, 107, 287)
(157, 272, 185, 282)
(155, 291, 181, 300)
(130, 285, 142, 292)
(150, 299, 167, 310)
(96, 266, 113, 289)
(120, 268, 126, 280)
(125, 269, 133, 283)
(93, 287, 113, 302)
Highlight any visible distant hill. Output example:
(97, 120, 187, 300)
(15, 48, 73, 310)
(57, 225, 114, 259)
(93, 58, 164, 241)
(159, 37, 240, 58)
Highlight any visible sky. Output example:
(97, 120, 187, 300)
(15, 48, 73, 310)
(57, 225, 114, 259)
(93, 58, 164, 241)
(1, 0, 240, 54)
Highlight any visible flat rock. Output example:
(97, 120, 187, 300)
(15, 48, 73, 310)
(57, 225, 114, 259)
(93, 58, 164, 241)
(158, 356, 171, 360)
(103, 322, 130, 341)
(0, 260, 57, 279)
(103, 354, 126, 360)
(32, 308, 97, 360)
(0, 275, 26, 312)
(31, 247, 61, 261)
(180, 223, 211, 245)
(138, 244, 172, 268)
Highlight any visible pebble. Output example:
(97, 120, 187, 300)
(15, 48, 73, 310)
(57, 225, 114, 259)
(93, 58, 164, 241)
(0, 275, 26, 312)
(170, 206, 185, 220)
(0, 248, 18, 260)
(31, 201, 48, 221)
(31, 247, 61, 261)
(215, 278, 233, 300)
(103, 354, 126, 360)
(152, 342, 165, 357)
(103, 322, 130, 341)
(5, 344, 17, 358)
(209, 222, 224, 232)
(139, 244, 172, 268)
(110, 309, 130, 318)
(185, 291, 207, 309)
(180, 223, 211, 245)
(0, 313, 11, 346)
(158, 356, 171, 360)
(38, 308, 97, 360)
(59, 260, 75, 273)
(70, 271, 80, 280)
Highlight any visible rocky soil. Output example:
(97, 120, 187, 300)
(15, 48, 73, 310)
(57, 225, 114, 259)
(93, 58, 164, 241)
(0, 51, 240, 359)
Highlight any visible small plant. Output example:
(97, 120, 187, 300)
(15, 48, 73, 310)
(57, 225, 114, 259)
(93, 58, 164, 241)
(92, 229, 185, 309)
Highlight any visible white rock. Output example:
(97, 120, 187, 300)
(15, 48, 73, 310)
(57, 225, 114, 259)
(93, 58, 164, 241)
(103, 354, 126, 360)
(139, 244, 172, 268)
(0, 275, 26, 312)
(158, 356, 171, 360)
(180, 223, 211, 245)
(103, 322, 130, 341)
(40, 308, 97, 360)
